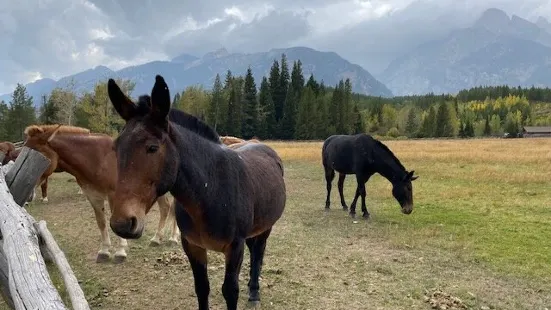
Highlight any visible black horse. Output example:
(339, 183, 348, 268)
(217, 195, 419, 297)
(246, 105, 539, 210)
(322, 134, 418, 219)
(107, 75, 286, 310)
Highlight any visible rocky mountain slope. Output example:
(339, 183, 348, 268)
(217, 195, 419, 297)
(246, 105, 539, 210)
(380, 8, 551, 96)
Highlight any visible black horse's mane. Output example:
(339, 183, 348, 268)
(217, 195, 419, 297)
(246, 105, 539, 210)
(371, 137, 406, 172)
(136, 95, 221, 144)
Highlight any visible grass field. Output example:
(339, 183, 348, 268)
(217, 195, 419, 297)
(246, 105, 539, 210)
(2, 138, 551, 309)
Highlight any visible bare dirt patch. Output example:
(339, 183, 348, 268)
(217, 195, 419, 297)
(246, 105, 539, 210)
(2, 139, 550, 310)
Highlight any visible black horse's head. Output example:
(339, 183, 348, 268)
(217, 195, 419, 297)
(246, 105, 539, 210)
(391, 170, 418, 214)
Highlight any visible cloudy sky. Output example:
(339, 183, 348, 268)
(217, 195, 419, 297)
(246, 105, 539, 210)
(1, 0, 550, 94)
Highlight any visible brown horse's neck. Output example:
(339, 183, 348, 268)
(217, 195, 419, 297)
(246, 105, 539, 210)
(47, 133, 117, 191)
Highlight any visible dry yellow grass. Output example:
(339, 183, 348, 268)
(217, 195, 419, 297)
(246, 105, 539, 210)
(2, 137, 549, 310)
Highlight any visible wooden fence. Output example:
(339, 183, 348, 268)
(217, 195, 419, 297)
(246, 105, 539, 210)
(0, 147, 90, 310)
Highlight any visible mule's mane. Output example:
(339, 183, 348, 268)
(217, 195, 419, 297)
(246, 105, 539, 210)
(136, 95, 221, 144)
(24, 124, 90, 137)
(373, 138, 406, 172)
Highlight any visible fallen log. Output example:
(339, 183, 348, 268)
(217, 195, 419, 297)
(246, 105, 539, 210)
(5, 146, 50, 206)
(0, 168, 66, 310)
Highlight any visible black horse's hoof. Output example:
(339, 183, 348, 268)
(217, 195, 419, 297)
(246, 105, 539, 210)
(349, 213, 356, 219)
(362, 213, 370, 220)
(247, 300, 261, 309)
(342, 205, 348, 211)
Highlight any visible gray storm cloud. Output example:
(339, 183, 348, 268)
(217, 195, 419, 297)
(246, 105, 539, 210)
(0, 0, 550, 94)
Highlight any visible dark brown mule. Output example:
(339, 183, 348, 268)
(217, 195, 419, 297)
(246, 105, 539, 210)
(107, 75, 287, 310)
(23, 124, 179, 263)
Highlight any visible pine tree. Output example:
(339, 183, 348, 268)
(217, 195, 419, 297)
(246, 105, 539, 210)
(295, 86, 316, 139)
(464, 119, 475, 137)
(306, 74, 319, 96)
(6, 83, 37, 141)
(39, 94, 59, 124)
(405, 107, 418, 136)
(207, 74, 224, 131)
(0, 100, 9, 140)
(226, 77, 244, 136)
(483, 116, 491, 136)
(241, 68, 258, 139)
(458, 119, 465, 138)
(419, 106, 437, 137)
(258, 77, 275, 139)
(352, 102, 364, 134)
(435, 102, 453, 137)
(280, 60, 304, 139)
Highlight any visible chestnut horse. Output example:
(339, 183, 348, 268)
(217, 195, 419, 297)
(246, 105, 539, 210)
(107, 75, 286, 310)
(0, 141, 17, 165)
(23, 124, 179, 263)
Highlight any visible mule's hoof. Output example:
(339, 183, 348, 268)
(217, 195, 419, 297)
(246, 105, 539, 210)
(168, 238, 179, 246)
(42, 197, 49, 203)
(113, 254, 127, 264)
(96, 252, 111, 263)
(362, 213, 370, 220)
(247, 300, 261, 309)
(149, 239, 161, 247)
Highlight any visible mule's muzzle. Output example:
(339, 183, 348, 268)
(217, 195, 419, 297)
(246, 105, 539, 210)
(110, 216, 144, 239)
(401, 204, 413, 215)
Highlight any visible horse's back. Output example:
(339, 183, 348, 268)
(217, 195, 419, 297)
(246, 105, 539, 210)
(322, 134, 368, 173)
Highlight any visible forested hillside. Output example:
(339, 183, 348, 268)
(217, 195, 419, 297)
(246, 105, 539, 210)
(2, 53, 551, 142)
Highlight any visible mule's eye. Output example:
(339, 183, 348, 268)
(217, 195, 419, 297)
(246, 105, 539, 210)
(146, 144, 159, 153)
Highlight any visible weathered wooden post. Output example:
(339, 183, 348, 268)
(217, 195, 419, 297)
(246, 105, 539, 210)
(0, 147, 91, 310)
(5, 147, 50, 206)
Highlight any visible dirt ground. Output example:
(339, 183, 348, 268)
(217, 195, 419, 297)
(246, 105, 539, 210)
(2, 139, 551, 309)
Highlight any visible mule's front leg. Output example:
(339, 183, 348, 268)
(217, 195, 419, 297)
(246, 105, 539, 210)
(223, 239, 245, 310)
(113, 237, 128, 264)
(182, 238, 210, 310)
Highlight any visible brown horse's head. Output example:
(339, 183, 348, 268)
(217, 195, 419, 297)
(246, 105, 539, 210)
(107, 75, 178, 239)
(391, 170, 418, 215)
(23, 124, 90, 185)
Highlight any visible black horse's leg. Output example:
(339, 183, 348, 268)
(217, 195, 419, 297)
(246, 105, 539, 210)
(349, 185, 360, 218)
(181, 238, 210, 310)
(324, 168, 335, 209)
(337, 173, 348, 210)
(349, 174, 366, 219)
(359, 176, 369, 219)
(222, 238, 245, 310)
(246, 228, 272, 308)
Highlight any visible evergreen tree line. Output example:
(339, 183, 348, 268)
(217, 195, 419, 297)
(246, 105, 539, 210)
(2, 56, 551, 142)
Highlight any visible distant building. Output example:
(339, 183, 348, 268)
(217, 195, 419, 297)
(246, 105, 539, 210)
(522, 126, 551, 138)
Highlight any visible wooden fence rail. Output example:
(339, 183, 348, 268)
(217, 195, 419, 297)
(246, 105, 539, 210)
(0, 147, 90, 310)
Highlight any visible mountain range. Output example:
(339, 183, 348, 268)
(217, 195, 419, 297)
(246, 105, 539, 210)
(0, 47, 393, 107)
(2, 7, 551, 103)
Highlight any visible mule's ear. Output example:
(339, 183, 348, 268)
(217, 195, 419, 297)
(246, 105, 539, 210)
(408, 170, 419, 181)
(150, 75, 171, 122)
(108, 79, 136, 121)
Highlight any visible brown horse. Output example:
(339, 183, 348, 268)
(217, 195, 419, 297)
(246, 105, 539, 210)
(0, 141, 17, 165)
(23, 124, 179, 263)
(107, 75, 287, 310)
